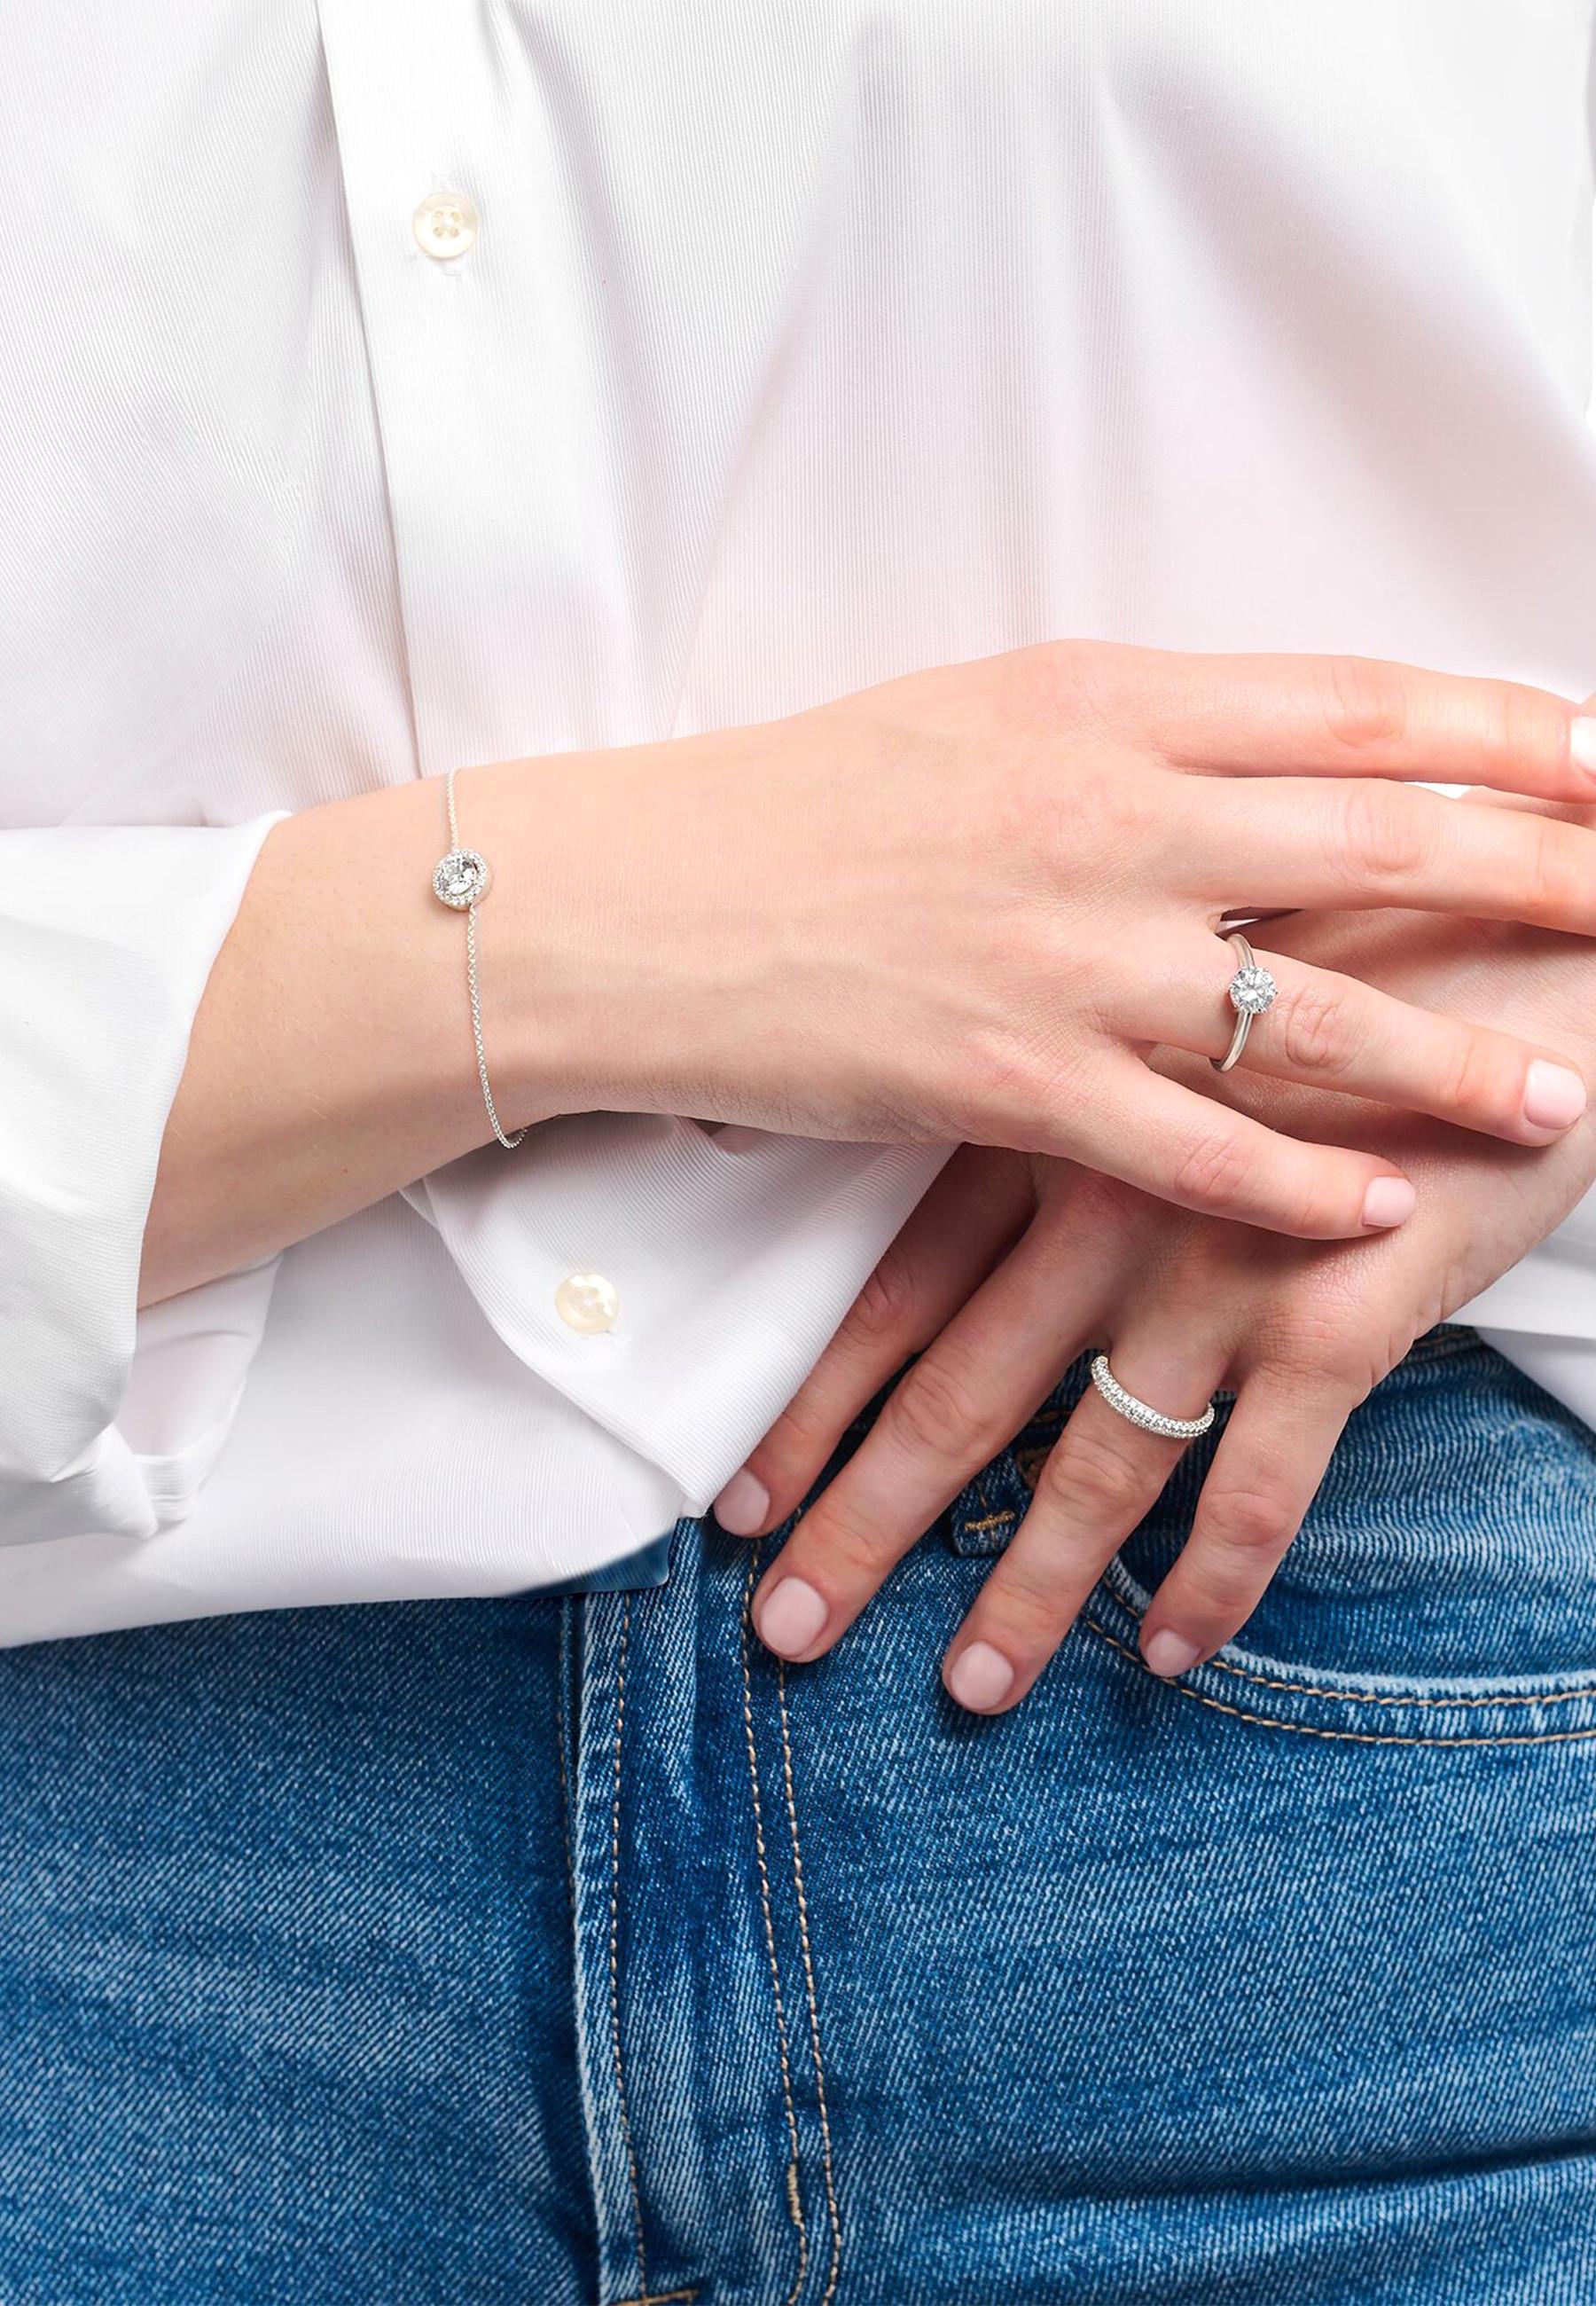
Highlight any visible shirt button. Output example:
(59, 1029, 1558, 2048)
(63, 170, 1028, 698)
(555, 1272, 620, 1335)
(411, 187, 480, 261)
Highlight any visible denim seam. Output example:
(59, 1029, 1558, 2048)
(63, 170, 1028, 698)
(1189, 1652, 1596, 1710)
(739, 1541, 810, 2306)
(1097, 1555, 1596, 1709)
(607, 1593, 651, 2299)
(774, 1597, 843, 2303)
(611, 2290, 700, 2304)
(556, 1605, 577, 1929)
(1082, 1612, 1596, 1746)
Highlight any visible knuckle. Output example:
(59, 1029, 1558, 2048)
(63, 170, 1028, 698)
(982, 1548, 1073, 1628)
(1318, 654, 1411, 755)
(1048, 1416, 1153, 1517)
(937, 1031, 1051, 1149)
(947, 1027, 1103, 1157)
(845, 1246, 919, 1349)
(1169, 1122, 1258, 1214)
(762, 1384, 840, 1470)
(1275, 978, 1356, 1080)
(1020, 635, 1138, 736)
(1256, 1297, 1376, 1396)
(880, 1347, 997, 1470)
(794, 1490, 892, 1583)
(1487, 677, 1565, 791)
(1202, 1483, 1297, 1560)
(1516, 814, 1581, 925)
(1432, 1025, 1504, 1123)
(1334, 780, 1432, 890)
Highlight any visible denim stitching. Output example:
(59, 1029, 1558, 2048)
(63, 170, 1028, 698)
(1192, 1651, 1596, 1710)
(739, 1541, 810, 2305)
(611, 2290, 699, 2304)
(775, 1641, 843, 2302)
(1094, 1557, 1596, 1709)
(960, 1511, 1016, 1538)
(1082, 1612, 1596, 1746)
(555, 1605, 577, 1928)
(607, 1594, 650, 2298)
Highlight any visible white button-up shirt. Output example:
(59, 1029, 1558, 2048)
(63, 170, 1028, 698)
(3, 0, 1594, 1644)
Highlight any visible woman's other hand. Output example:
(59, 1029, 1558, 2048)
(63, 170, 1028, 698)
(714, 896, 1596, 1708)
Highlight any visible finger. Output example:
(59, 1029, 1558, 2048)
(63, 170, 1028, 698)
(940, 1332, 1232, 1713)
(1118, 646, 1596, 800)
(1188, 775, 1596, 931)
(1133, 1376, 1352, 1675)
(747, 1216, 1111, 1665)
(1137, 937, 1587, 1147)
(1052, 1060, 1417, 1239)
(713, 1149, 1032, 1538)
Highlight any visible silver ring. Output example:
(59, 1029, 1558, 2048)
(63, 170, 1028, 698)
(1090, 1352, 1217, 1440)
(1213, 928, 1278, 1074)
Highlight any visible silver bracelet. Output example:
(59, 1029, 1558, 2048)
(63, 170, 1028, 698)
(430, 765, 527, 1150)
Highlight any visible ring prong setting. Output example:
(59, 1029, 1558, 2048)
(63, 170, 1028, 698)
(1228, 962, 1278, 1016)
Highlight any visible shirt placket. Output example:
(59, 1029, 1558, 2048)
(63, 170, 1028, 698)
(314, 0, 640, 779)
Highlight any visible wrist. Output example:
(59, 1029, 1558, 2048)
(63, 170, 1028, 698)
(458, 727, 753, 1130)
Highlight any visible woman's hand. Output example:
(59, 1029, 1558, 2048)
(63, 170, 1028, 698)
(715, 899, 1596, 1710)
(146, 643, 1596, 1305)
(505, 639, 1596, 1238)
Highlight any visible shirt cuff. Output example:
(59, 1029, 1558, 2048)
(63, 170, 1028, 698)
(0, 811, 292, 1547)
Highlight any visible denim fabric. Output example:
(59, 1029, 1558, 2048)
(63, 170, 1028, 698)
(3, 1327, 1596, 2302)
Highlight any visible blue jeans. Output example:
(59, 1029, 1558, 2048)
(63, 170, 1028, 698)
(3, 1326, 1596, 2302)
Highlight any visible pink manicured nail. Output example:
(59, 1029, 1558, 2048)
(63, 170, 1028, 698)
(713, 1466, 771, 1535)
(756, 1576, 828, 1658)
(945, 1641, 1016, 1712)
(1143, 1628, 1201, 1678)
(1523, 1060, 1587, 1133)
(1361, 1176, 1416, 1229)
(1569, 718, 1596, 779)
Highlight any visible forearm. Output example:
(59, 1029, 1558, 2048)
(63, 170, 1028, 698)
(138, 755, 597, 1307)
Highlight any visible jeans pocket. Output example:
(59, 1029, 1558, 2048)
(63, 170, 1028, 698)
(950, 1326, 1596, 1743)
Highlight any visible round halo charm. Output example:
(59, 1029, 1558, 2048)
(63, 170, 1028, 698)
(1228, 961, 1278, 1017)
(432, 847, 492, 909)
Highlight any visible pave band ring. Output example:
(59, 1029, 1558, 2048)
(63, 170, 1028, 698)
(1213, 927, 1279, 1074)
(1090, 1352, 1217, 1440)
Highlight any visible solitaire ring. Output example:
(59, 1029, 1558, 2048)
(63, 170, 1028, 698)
(1213, 928, 1278, 1074)
(1090, 1352, 1217, 1441)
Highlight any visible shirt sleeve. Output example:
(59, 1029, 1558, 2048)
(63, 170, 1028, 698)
(0, 811, 292, 1548)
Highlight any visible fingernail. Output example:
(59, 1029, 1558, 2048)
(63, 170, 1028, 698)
(1361, 1176, 1416, 1229)
(945, 1641, 1016, 1712)
(1523, 1059, 1587, 1133)
(756, 1575, 828, 1658)
(713, 1466, 771, 1536)
(1142, 1628, 1201, 1678)
(1570, 718, 1596, 779)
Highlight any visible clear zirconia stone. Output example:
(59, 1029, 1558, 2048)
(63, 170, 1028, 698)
(1229, 962, 1277, 1016)
(433, 848, 490, 909)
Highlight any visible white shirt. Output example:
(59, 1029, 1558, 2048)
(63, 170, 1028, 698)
(2, 0, 1594, 1646)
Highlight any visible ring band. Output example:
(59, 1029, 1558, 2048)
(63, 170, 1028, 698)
(1090, 1352, 1217, 1439)
(1213, 928, 1279, 1074)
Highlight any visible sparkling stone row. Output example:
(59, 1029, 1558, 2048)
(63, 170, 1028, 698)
(1089, 1353, 1217, 1440)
